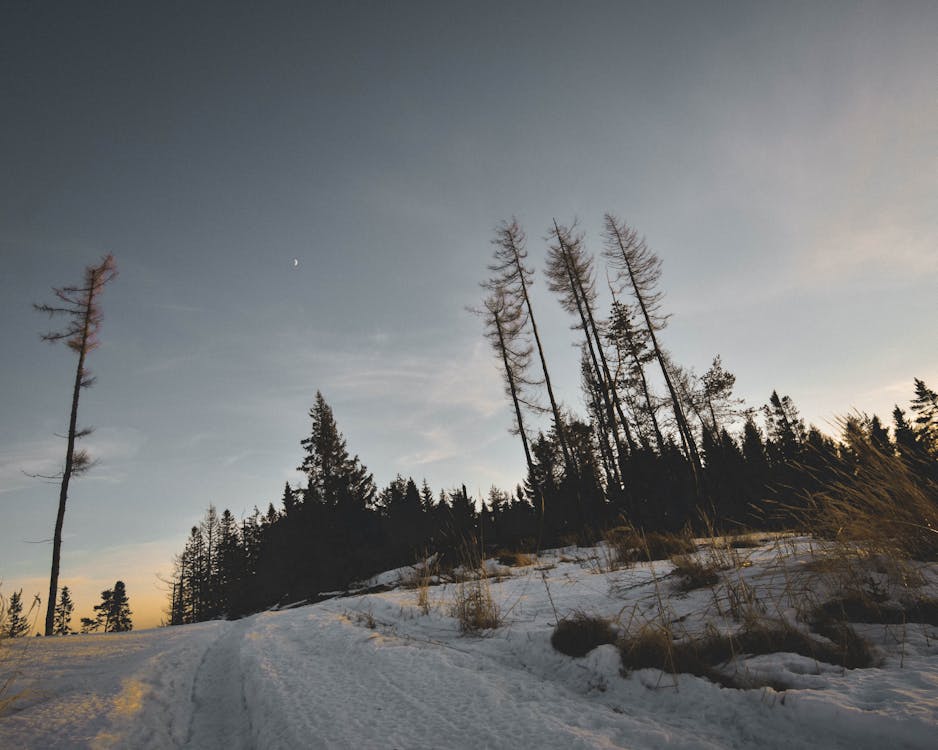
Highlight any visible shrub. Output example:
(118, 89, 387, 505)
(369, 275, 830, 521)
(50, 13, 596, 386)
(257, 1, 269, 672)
(551, 612, 618, 657)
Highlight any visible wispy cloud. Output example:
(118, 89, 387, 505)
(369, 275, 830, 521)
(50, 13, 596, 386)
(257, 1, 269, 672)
(0, 427, 147, 494)
(0, 437, 63, 493)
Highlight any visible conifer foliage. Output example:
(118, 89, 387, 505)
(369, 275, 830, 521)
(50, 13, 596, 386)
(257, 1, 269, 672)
(92, 581, 132, 633)
(3, 590, 31, 639)
(53, 586, 75, 636)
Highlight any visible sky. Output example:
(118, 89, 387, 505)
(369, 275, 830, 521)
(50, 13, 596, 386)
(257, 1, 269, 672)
(1, 1, 935, 630)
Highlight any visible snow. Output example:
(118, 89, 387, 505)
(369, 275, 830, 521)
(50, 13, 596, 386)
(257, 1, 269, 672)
(2, 538, 937, 749)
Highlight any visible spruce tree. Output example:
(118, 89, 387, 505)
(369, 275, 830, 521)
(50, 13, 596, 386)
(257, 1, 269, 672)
(910, 378, 938, 457)
(93, 587, 114, 632)
(79, 616, 99, 634)
(4, 590, 30, 638)
(108, 581, 133, 632)
(298, 391, 376, 510)
(53, 586, 75, 635)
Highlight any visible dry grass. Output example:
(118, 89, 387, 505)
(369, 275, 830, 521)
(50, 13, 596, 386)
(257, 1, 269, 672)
(670, 554, 721, 592)
(450, 536, 502, 633)
(601, 524, 696, 570)
(551, 612, 618, 657)
(496, 551, 536, 568)
(401, 554, 438, 615)
(452, 578, 501, 632)
(804, 419, 938, 563)
(620, 617, 874, 689)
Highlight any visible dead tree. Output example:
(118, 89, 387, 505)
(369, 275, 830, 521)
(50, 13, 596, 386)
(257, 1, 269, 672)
(35, 254, 118, 635)
(474, 286, 540, 482)
(486, 220, 575, 477)
(602, 214, 704, 496)
(546, 220, 636, 488)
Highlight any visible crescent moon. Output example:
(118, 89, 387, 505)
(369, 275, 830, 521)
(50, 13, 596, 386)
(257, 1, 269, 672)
(293, 258, 299, 268)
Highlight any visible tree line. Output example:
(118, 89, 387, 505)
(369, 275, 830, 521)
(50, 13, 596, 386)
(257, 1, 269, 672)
(167, 378, 937, 625)
(160, 212, 936, 624)
(1, 582, 132, 637)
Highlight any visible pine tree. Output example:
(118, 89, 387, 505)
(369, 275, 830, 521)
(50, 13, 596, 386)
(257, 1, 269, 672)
(53, 586, 75, 635)
(92, 582, 132, 633)
(910, 378, 938, 457)
(762, 390, 806, 464)
(108, 581, 133, 632)
(607, 299, 664, 452)
(79, 616, 99, 634)
(4, 590, 30, 638)
(298, 391, 376, 510)
(93, 587, 114, 632)
(34, 254, 118, 635)
(602, 215, 703, 495)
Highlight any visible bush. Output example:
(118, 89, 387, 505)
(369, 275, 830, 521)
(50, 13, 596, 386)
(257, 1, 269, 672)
(551, 612, 618, 657)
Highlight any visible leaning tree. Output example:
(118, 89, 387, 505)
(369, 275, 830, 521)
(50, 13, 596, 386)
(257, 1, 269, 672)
(35, 254, 118, 635)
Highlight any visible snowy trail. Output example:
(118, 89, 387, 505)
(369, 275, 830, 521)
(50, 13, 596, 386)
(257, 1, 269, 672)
(185, 619, 252, 749)
(2, 543, 937, 749)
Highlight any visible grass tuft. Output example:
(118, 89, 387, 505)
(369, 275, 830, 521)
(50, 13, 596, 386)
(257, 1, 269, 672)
(670, 554, 721, 591)
(551, 612, 618, 657)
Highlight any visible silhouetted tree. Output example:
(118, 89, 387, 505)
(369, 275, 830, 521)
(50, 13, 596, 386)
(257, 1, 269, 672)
(53, 586, 75, 635)
(486, 220, 574, 474)
(547, 220, 633, 479)
(911, 378, 938, 458)
(35, 254, 118, 635)
(93, 582, 132, 633)
(3, 590, 30, 638)
(603, 215, 703, 495)
(476, 286, 539, 484)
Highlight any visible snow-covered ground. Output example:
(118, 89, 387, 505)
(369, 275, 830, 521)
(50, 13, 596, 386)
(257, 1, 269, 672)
(2, 537, 937, 749)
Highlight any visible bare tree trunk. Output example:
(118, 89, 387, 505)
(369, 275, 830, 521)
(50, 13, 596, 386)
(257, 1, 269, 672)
(550, 222, 633, 484)
(36, 255, 117, 636)
(605, 219, 704, 497)
(492, 306, 535, 478)
(44, 292, 93, 636)
(505, 236, 576, 476)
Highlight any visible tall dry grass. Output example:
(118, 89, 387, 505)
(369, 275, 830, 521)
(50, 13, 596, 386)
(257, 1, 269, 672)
(804, 418, 938, 563)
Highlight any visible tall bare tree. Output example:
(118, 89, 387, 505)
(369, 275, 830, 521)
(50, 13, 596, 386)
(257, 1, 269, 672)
(474, 286, 540, 482)
(602, 214, 704, 495)
(486, 220, 575, 476)
(35, 254, 118, 635)
(546, 220, 636, 484)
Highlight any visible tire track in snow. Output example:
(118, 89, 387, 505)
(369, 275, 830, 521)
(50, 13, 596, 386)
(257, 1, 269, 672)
(185, 620, 253, 749)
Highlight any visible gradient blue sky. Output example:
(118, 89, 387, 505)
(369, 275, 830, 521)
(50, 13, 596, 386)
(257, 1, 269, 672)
(2, 1, 935, 628)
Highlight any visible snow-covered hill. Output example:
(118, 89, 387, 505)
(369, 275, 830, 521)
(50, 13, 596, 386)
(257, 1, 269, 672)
(2, 537, 936, 749)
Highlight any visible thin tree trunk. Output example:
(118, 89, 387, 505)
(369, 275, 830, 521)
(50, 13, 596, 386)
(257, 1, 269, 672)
(510, 246, 575, 476)
(44, 288, 94, 636)
(493, 308, 535, 478)
(552, 222, 630, 484)
(607, 222, 704, 497)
